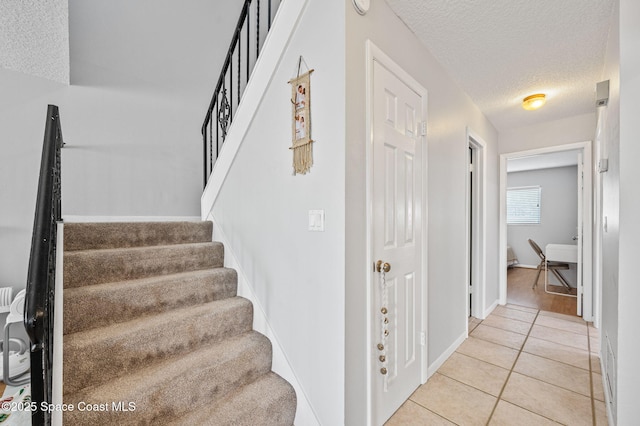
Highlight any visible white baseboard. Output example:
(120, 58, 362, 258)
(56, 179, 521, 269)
(513, 264, 538, 269)
(483, 299, 499, 319)
(427, 332, 467, 378)
(599, 355, 616, 426)
(209, 218, 320, 426)
(63, 215, 201, 223)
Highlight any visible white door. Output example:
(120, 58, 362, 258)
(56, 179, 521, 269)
(372, 60, 424, 424)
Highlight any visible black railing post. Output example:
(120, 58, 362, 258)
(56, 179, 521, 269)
(25, 104, 64, 426)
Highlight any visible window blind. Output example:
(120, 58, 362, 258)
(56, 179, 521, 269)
(507, 186, 541, 224)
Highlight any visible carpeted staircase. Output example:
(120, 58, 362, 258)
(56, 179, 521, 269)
(61, 221, 296, 425)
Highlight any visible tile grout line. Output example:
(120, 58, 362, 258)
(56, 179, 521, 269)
(403, 398, 462, 426)
(485, 309, 541, 425)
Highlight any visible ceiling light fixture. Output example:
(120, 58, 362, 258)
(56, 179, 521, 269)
(522, 93, 546, 110)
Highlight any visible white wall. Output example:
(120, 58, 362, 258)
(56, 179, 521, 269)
(613, 0, 640, 422)
(0, 1, 235, 295)
(206, 1, 346, 425)
(0, 69, 66, 312)
(599, 0, 620, 422)
(499, 113, 596, 155)
(507, 166, 578, 268)
(345, 2, 499, 424)
(598, 0, 640, 423)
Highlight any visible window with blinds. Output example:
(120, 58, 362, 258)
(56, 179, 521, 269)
(507, 186, 541, 224)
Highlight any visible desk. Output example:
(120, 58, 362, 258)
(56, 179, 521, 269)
(545, 244, 578, 297)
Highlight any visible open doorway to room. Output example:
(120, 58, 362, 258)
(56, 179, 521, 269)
(499, 142, 593, 320)
(466, 129, 487, 323)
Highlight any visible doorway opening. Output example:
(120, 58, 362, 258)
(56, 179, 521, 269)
(499, 142, 593, 320)
(466, 130, 487, 323)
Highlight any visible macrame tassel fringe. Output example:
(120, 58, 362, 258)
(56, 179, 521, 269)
(291, 141, 313, 175)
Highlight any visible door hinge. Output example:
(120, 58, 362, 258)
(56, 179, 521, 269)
(469, 163, 475, 173)
(420, 121, 427, 136)
(420, 332, 426, 346)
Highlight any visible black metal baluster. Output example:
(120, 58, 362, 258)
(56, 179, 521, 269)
(204, 123, 208, 187)
(238, 31, 242, 107)
(256, 0, 261, 58)
(215, 97, 219, 157)
(201, 0, 284, 187)
(229, 70, 233, 124)
(209, 113, 213, 176)
(247, 7, 250, 79)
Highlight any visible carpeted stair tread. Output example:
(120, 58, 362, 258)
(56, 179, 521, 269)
(63, 331, 273, 426)
(63, 268, 238, 335)
(62, 220, 296, 424)
(64, 242, 224, 288)
(64, 221, 213, 251)
(173, 372, 297, 426)
(64, 296, 253, 395)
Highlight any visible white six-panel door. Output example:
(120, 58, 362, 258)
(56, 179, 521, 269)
(372, 59, 424, 424)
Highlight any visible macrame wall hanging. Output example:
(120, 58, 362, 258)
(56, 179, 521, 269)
(288, 56, 314, 175)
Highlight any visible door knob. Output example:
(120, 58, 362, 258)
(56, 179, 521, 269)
(375, 260, 391, 273)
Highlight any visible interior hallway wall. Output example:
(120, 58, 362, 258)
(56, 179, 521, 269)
(0, 0, 238, 297)
(209, 0, 346, 423)
(611, 0, 640, 422)
(499, 113, 596, 155)
(345, 2, 499, 424)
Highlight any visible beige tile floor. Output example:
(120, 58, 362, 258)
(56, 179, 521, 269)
(386, 304, 608, 425)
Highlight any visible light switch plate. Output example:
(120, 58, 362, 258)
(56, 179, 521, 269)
(308, 210, 325, 231)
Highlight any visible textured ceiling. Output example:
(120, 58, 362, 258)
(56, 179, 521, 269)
(0, 0, 69, 84)
(385, 0, 616, 131)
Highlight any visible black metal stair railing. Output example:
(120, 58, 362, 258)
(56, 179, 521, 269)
(201, 0, 282, 187)
(24, 104, 64, 426)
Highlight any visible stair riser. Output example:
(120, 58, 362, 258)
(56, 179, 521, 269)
(64, 269, 238, 335)
(64, 221, 213, 251)
(64, 243, 223, 288)
(174, 372, 297, 426)
(64, 298, 253, 395)
(63, 333, 273, 426)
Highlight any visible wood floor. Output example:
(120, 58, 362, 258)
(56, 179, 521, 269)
(507, 267, 577, 316)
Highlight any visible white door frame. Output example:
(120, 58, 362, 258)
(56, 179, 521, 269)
(365, 40, 428, 425)
(499, 141, 594, 321)
(466, 129, 487, 321)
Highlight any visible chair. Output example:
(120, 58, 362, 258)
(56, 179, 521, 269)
(528, 239, 571, 290)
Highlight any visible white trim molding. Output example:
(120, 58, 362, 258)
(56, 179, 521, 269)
(63, 216, 201, 223)
(466, 128, 488, 319)
(427, 332, 466, 378)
